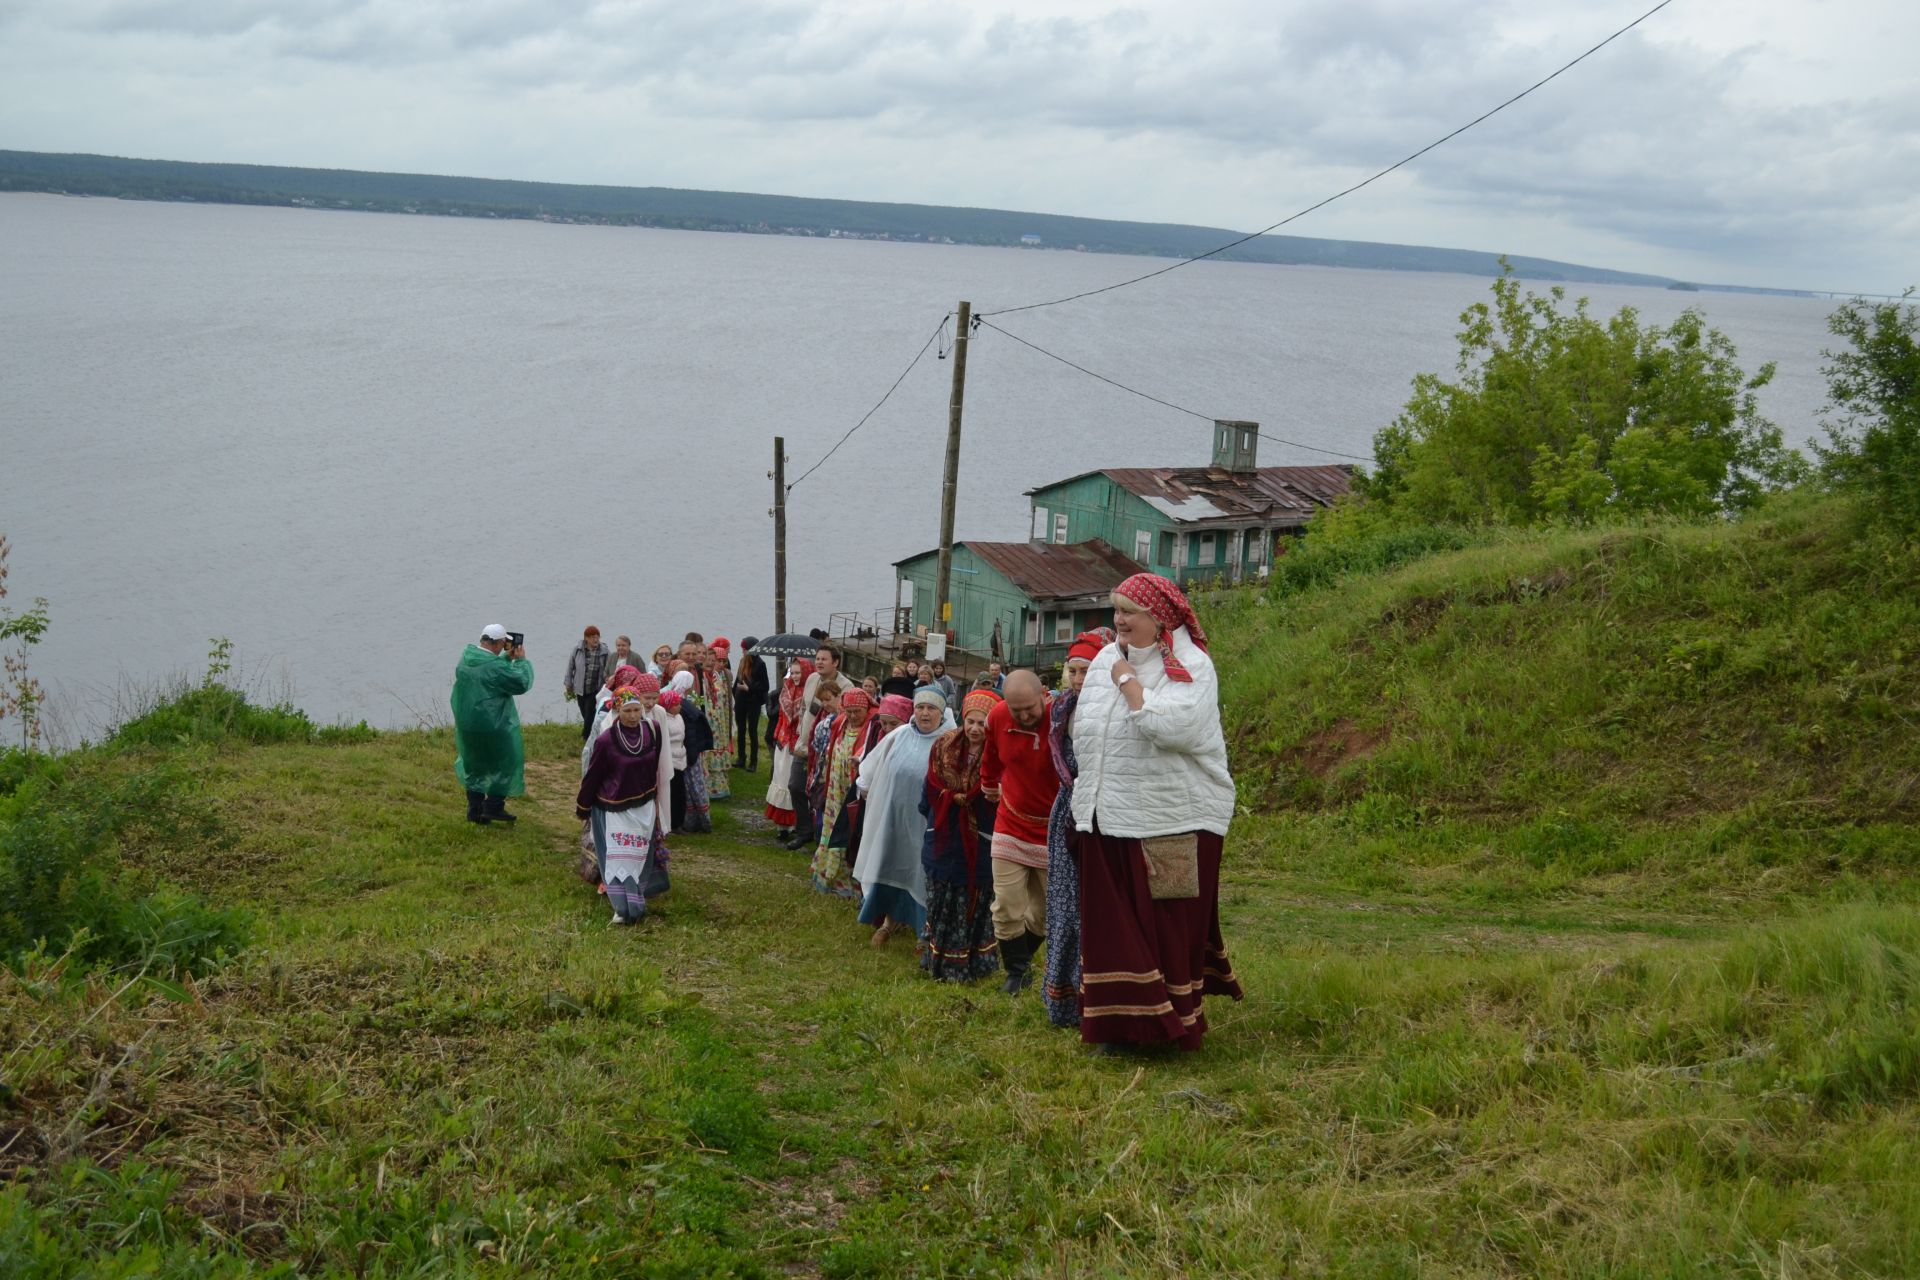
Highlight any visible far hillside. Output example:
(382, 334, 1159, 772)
(0, 147, 1732, 290)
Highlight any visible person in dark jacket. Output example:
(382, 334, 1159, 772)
(733, 639, 770, 772)
(563, 626, 614, 739)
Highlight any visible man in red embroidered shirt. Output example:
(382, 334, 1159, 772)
(981, 669, 1060, 994)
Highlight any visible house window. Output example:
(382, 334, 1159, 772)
(1133, 530, 1151, 564)
(1053, 513, 1069, 544)
(1054, 612, 1072, 642)
(1032, 506, 1049, 541)
(1246, 530, 1264, 563)
(1024, 613, 1039, 646)
(1198, 533, 1216, 563)
(1241, 429, 1253, 451)
(1157, 531, 1175, 564)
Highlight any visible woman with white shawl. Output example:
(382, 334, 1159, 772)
(852, 687, 954, 947)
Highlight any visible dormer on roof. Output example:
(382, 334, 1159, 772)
(1212, 420, 1259, 474)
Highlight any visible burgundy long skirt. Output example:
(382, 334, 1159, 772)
(1074, 824, 1242, 1050)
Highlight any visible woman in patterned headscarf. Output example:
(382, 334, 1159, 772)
(577, 687, 674, 925)
(810, 688, 882, 898)
(1071, 573, 1242, 1051)
(917, 689, 1004, 983)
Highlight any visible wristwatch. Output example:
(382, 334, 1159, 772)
(1117, 673, 1138, 687)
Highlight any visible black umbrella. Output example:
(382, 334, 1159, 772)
(748, 633, 821, 659)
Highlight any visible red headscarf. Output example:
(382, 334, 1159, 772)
(1112, 573, 1207, 683)
(829, 688, 877, 756)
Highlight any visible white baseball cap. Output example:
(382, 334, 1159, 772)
(480, 624, 510, 641)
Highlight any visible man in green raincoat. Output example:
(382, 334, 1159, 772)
(453, 624, 535, 824)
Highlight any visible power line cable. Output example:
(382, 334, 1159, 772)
(975, 317, 1375, 463)
(786, 313, 950, 490)
(980, 0, 1678, 319)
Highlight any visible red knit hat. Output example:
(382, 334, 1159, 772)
(1067, 627, 1116, 666)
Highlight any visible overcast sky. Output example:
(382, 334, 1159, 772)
(2, 0, 1914, 291)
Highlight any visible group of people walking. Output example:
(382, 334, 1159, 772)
(762, 572, 1242, 1051)
(449, 571, 1242, 1052)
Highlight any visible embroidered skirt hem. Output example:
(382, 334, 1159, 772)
(1075, 825, 1241, 1050)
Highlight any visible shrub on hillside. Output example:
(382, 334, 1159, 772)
(0, 760, 246, 975)
(1814, 290, 1920, 534)
(112, 682, 373, 748)
(1364, 270, 1805, 527)
(1268, 516, 1482, 600)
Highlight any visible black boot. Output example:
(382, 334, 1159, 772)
(484, 795, 517, 823)
(466, 791, 490, 824)
(1001, 933, 1036, 994)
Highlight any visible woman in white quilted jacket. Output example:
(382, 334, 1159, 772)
(1071, 572, 1243, 1052)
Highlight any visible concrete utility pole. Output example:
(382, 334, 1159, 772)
(933, 301, 970, 638)
(772, 436, 788, 635)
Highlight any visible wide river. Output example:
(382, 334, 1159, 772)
(1, 192, 1843, 741)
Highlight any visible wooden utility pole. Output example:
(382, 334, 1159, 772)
(933, 301, 971, 637)
(772, 436, 788, 634)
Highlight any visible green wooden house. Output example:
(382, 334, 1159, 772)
(892, 539, 1142, 670)
(1025, 421, 1355, 585)
(886, 423, 1357, 672)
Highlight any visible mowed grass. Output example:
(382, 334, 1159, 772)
(5, 716, 1918, 1279)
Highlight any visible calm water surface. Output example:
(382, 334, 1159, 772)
(0, 193, 1842, 738)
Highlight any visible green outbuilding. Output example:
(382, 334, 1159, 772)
(892, 538, 1142, 671)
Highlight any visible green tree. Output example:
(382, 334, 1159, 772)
(1364, 271, 1802, 527)
(1813, 290, 1920, 533)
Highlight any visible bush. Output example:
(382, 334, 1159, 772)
(0, 761, 246, 975)
(0, 748, 63, 799)
(1268, 518, 1482, 599)
(1814, 290, 1920, 534)
(111, 683, 368, 749)
(1365, 270, 1804, 527)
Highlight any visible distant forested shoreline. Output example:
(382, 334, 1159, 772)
(0, 148, 1797, 295)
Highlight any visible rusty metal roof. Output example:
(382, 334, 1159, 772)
(1100, 464, 1356, 525)
(964, 538, 1142, 604)
(1026, 464, 1355, 525)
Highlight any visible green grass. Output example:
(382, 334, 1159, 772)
(5, 495, 1919, 1276)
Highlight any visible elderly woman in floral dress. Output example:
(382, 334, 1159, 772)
(1072, 574, 1242, 1051)
(810, 688, 883, 897)
(703, 638, 735, 800)
(918, 689, 1003, 983)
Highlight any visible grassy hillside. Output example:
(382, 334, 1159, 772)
(3, 496, 1917, 1277)
(1215, 493, 1920, 908)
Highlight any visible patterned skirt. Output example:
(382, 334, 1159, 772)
(1075, 825, 1242, 1050)
(811, 794, 859, 897)
(682, 757, 712, 833)
(919, 881, 999, 983)
(705, 747, 732, 800)
(1041, 787, 1082, 1027)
